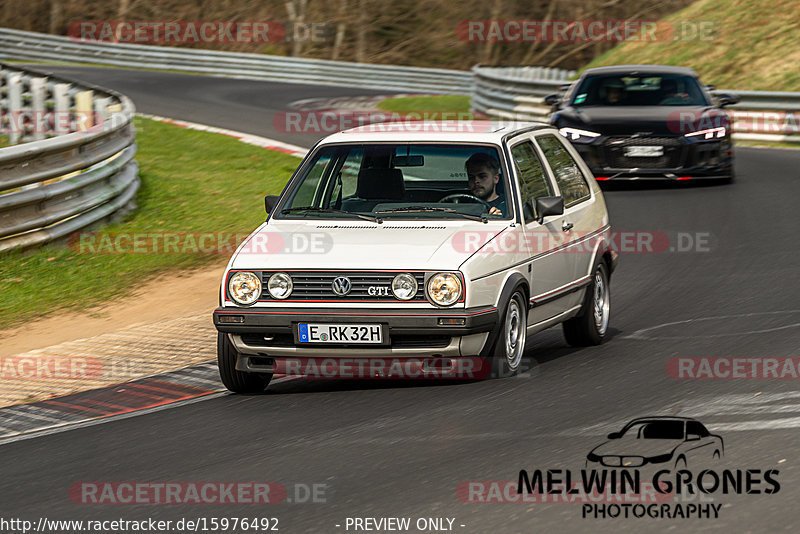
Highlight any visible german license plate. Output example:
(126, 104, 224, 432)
(625, 145, 663, 157)
(298, 323, 383, 344)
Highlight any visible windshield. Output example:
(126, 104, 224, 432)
(571, 73, 709, 107)
(621, 420, 685, 440)
(277, 143, 512, 220)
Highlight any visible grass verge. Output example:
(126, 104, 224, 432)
(0, 117, 301, 329)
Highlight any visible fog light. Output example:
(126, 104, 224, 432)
(438, 317, 466, 326)
(218, 315, 245, 323)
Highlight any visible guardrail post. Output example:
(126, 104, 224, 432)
(30, 77, 47, 141)
(94, 96, 112, 129)
(75, 90, 94, 131)
(53, 83, 71, 135)
(7, 74, 22, 145)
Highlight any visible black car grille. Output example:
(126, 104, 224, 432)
(603, 136, 686, 169)
(260, 271, 427, 301)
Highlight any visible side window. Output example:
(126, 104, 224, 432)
(535, 134, 591, 206)
(687, 421, 709, 437)
(510, 141, 553, 223)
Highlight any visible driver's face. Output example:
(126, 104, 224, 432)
(467, 164, 499, 200)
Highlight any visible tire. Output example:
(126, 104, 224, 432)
(489, 289, 527, 378)
(217, 332, 272, 393)
(563, 261, 610, 346)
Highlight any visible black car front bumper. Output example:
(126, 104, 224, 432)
(213, 305, 498, 337)
(572, 136, 733, 180)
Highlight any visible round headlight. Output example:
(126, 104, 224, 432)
(228, 271, 261, 305)
(426, 272, 462, 307)
(392, 273, 418, 300)
(267, 272, 293, 299)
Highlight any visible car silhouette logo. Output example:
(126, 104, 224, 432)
(331, 276, 352, 296)
(586, 416, 724, 470)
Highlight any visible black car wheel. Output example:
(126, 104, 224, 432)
(217, 332, 272, 393)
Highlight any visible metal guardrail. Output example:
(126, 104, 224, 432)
(471, 65, 572, 122)
(471, 66, 800, 143)
(0, 63, 138, 252)
(0, 28, 472, 95)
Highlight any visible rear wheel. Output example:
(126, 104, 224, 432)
(563, 261, 610, 346)
(217, 332, 272, 393)
(489, 289, 527, 378)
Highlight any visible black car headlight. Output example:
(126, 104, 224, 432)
(684, 126, 726, 140)
(647, 453, 674, 464)
(559, 127, 601, 143)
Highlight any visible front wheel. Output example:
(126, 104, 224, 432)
(489, 289, 527, 378)
(563, 261, 610, 346)
(217, 332, 272, 393)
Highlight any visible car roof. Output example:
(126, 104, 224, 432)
(624, 416, 699, 425)
(320, 120, 552, 144)
(581, 64, 699, 77)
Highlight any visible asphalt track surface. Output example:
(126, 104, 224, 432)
(2, 66, 800, 533)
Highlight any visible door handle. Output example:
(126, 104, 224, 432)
(562, 221, 574, 232)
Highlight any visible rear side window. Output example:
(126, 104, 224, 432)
(535, 135, 591, 206)
(510, 141, 553, 223)
(687, 421, 710, 437)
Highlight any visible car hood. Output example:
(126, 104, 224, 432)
(590, 437, 684, 458)
(556, 105, 727, 136)
(229, 219, 509, 270)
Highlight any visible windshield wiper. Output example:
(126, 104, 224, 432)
(281, 206, 383, 223)
(375, 206, 488, 223)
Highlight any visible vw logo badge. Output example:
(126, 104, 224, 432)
(331, 276, 352, 296)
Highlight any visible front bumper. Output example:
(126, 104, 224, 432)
(571, 136, 733, 181)
(214, 305, 498, 359)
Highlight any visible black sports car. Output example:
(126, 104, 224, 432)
(546, 65, 739, 182)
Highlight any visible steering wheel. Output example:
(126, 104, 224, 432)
(439, 193, 492, 209)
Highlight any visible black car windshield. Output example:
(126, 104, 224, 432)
(277, 143, 512, 220)
(621, 420, 685, 439)
(571, 73, 709, 107)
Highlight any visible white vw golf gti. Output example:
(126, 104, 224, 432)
(214, 121, 617, 392)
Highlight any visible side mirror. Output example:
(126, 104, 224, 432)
(686, 433, 701, 441)
(535, 196, 564, 224)
(716, 93, 740, 107)
(607, 432, 621, 440)
(544, 94, 560, 107)
(265, 195, 280, 216)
